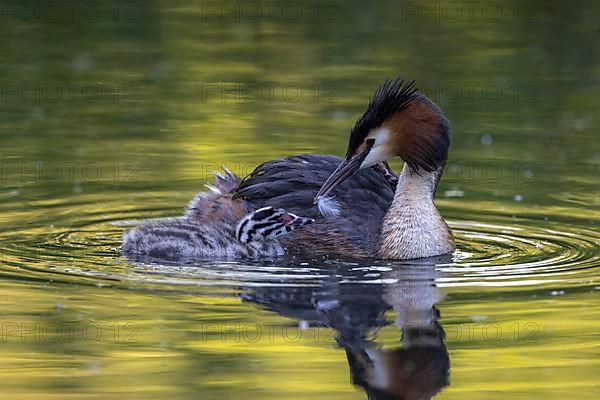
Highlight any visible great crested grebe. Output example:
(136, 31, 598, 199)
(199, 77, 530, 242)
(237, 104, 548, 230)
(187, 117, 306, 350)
(122, 78, 454, 260)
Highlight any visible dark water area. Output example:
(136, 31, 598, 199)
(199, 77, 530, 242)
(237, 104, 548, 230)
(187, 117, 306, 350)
(0, 0, 598, 398)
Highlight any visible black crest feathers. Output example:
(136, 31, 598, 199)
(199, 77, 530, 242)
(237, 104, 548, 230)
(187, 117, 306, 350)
(346, 78, 419, 158)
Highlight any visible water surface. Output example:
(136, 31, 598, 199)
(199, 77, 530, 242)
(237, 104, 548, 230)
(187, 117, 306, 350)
(0, 1, 599, 399)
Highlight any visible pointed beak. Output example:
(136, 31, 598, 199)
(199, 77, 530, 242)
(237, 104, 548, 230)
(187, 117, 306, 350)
(314, 148, 370, 203)
(281, 211, 315, 227)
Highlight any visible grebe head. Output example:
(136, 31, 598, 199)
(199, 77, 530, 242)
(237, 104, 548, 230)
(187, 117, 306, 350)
(236, 207, 314, 244)
(315, 77, 451, 202)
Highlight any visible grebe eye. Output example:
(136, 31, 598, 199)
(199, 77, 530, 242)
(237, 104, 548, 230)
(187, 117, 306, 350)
(366, 138, 375, 147)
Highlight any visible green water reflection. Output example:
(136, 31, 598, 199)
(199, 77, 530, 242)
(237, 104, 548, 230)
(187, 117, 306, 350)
(0, 0, 598, 399)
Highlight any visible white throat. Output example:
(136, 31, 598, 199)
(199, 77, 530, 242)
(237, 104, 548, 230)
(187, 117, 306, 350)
(379, 164, 454, 259)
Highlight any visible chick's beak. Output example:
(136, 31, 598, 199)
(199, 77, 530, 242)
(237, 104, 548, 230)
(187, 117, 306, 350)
(314, 147, 371, 203)
(280, 210, 315, 227)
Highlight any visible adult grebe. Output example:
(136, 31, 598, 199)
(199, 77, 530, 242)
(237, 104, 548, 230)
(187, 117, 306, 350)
(122, 78, 454, 260)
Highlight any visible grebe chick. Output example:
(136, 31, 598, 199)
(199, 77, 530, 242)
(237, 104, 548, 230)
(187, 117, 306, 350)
(122, 77, 454, 260)
(123, 204, 313, 260)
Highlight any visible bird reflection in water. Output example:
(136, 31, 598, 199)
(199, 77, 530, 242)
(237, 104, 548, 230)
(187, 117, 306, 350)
(241, 258, 450, 400)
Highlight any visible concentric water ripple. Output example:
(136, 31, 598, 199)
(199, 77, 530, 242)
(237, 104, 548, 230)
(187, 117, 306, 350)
(1, 194, 598, 291)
